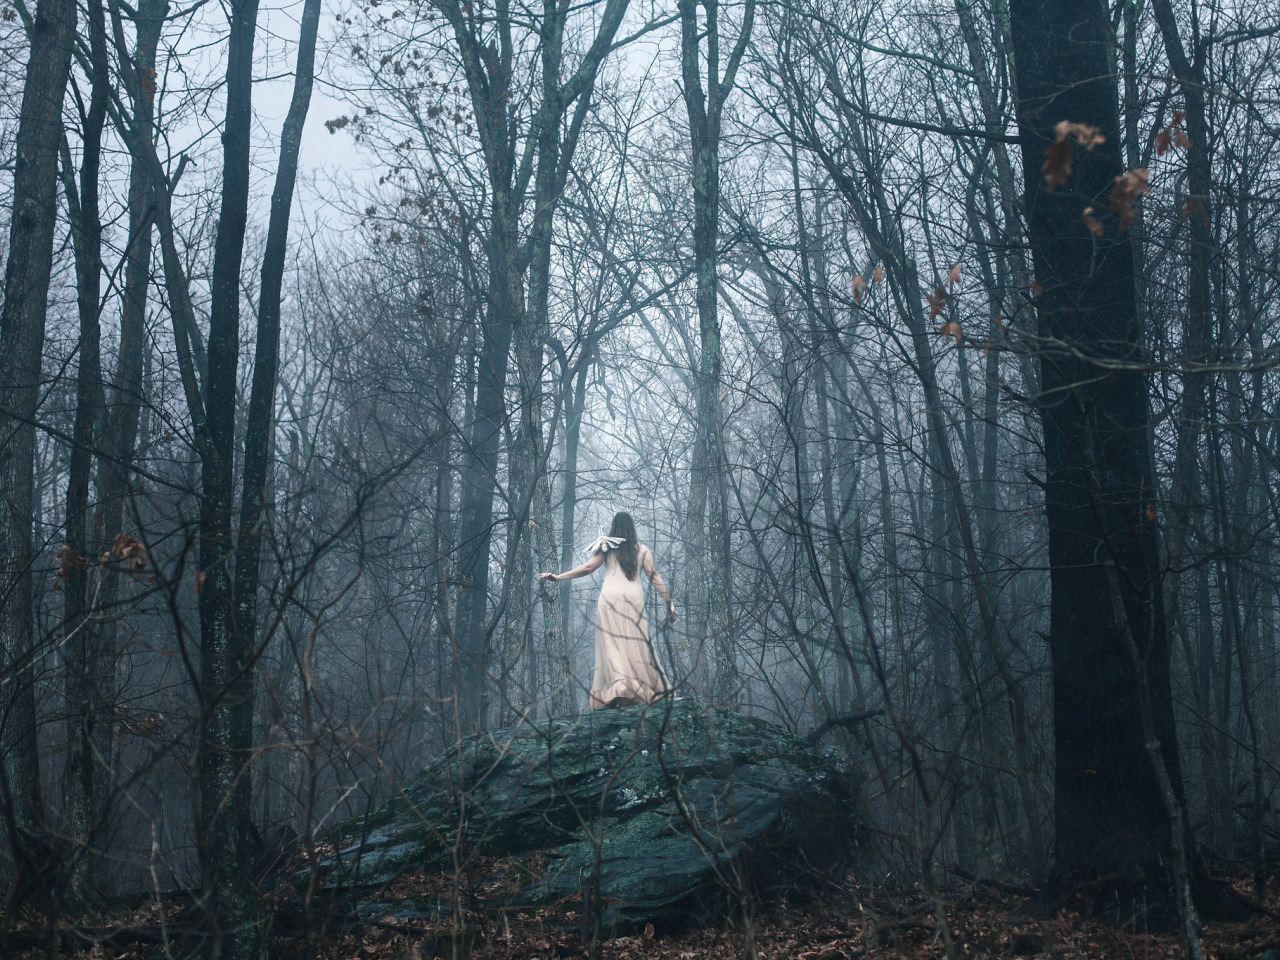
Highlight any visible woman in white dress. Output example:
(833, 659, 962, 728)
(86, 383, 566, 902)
(540, 512, 677, 708)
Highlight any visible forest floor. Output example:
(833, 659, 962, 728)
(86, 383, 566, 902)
(5, 863, 1279, 959)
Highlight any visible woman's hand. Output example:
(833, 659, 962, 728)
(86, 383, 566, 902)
(667, 603, 678, 625)
(539, 572, 559, 582)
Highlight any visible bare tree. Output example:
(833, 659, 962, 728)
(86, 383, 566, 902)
(0, 0, 77, 894)
(677, 0, 754, 707)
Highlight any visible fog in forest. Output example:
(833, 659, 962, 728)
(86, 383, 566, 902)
(1, 0, 1279, 955)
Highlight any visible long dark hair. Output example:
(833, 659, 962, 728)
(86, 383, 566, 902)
(603, 511, 639, 580)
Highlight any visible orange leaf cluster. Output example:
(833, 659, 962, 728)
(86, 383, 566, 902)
(1083, 205, 1104, 237)
(927, 265, 965, 340)
(113, 533, 148, 572)
(53, 543, 89, 589)
(1153, 110, 1191, 156)
(1110, 168, 1150, 229)
(1181, 197, 1210, 229)
(927, 287, 946, 319)
(1043, 121, 1105, 192)
(851, 273, 867, 304)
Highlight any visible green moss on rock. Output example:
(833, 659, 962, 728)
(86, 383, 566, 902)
(307, 699, 867, 928)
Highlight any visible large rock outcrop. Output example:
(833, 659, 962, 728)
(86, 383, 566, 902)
(307, 698, 867, 928)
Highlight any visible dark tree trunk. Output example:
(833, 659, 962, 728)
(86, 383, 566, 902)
(1009, 0, 1226, 923)
(232, 0, 321, 736)
(89, 0, 167, 894)
(197, 0, 261, 955)
(0, 0, 78, 890)
(558, 359, 590, 686)
(453, 222, 519, 733)
(59, 0, 110, 903)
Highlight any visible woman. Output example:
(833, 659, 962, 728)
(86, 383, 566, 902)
(540, 512, 676, 708)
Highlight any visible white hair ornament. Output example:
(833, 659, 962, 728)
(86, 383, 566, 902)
(585, 532, 626, 556)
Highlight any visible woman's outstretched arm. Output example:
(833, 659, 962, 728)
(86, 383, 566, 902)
(642, 547, 678, 624)
(539, 552, 605, 582)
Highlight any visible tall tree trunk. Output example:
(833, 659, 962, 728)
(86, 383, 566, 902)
(59, 0, 110, 902)
(505, 0, 565, 720)
(1009, 0, 1227, 925)
(0, 0, 77, 891)
(454, 219, 519, 733)
(232, 0, 321, 741)
(1148, 0, 1230, 873)
(557, 359, 590, 704)
(89, 0, 166, 897)
(677, 0, 754, 705)
(197, 0, 261, 955)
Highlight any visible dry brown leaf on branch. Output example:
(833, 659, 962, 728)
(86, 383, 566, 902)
(113, 533, 148, 571)
(1043, 120, 1105, 192)
(1153, 110, 1190, 157)
(946, 263, 962, 286)
(1181, 197, 1209, 228)
(1060, 120, 1106, 150)
(940, 320, 963, 341)
(872, 264, 884, 282)
(928, 286, 947, 318)
(1083, 205, 1104, 237)
(851, 273, 867, 304)
(1042, 137, 1074, 192)
(1110, 168, 1150, 229)
(54, 543, 90, 585)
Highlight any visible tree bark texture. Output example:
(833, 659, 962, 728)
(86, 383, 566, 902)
(232, 0, 322, 734)
(86, 0, 167, 894)
(0, 0, 77, 887)
(60, 0, 111, 902)
(1009, 0, 1214, 917)
(197, 0, 262, 955)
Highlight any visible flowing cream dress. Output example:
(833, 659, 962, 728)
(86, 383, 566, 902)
(589, 545, 672, 708)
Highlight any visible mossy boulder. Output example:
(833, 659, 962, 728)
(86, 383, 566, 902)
(307, 698, 867, 928)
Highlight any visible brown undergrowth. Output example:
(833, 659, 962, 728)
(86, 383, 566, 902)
(5, 865, 1278, 959)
